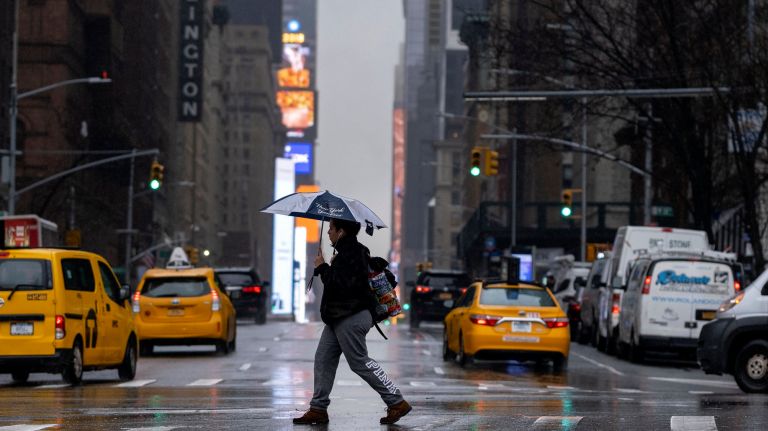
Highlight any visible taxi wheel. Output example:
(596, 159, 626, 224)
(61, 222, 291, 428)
(118, 340, 137, 381)
(139, 342, 154, 357)
(552, 356, 568, 372)
(11, 370, 30, 383)
(456, 334, 469, 368)
(629, 331, 644, 363)
(734, 340, 768, 393)
(228, 327, 237, 353)
(62, 341, 83, 385)
(255, 306, 267, 325)
(216, 340, 231, 355)
(442, 329, 453, 361)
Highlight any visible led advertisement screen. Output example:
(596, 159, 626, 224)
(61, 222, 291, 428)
(283, 142, 313, 175)
(277, 90, 315, 129)
(271, 157, 296, 315)
(278, 44, 311, 88)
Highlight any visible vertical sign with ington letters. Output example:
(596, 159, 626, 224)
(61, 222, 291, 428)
(178, 0, 204, 121)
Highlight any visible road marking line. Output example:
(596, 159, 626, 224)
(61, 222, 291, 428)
(573, 353, 625, 376)
(186, 379, 222, 386)
(547, 385, 575, 390)
(618, 397, 634, 401)
(115, 379, 156, 388)
(122, 427, 181, 431)
(648, 377, 738, 388)
(258, 347, 268, 352)
(421, 349, 431, 356)
(337, 380, 362, 386)
(409, 381, 437, 387)
(0, 426, 59, 431)
(35, 384, 70, 389)
(273, 337, 280, 341)
(670, 416, 717, 431)
(616, 388, 646, 393)
(433, 367, 444, 375)
(478, 383, 504, 391)
(689, 390, 714, 395)
(85, 408, 275, 416)
(532, 416, 583, 430)
(239, 363, 252, 371)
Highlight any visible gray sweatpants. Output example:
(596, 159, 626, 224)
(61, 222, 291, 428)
(309, 309, 404, 410)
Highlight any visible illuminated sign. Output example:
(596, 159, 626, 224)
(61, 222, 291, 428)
(282, 32, 305, 44)
(178, 0, 204, 121)
(271, 157, 296, 315)
(283, 143, 312, 174)
(277, 90, 315, 129)
(287, 19, 301, 32)
(278, 44, 311, 88)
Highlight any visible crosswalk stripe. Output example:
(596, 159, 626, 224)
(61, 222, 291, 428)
(616, 388, 645, 393)
(239, 363, 252, 371)
(35, 384, 70, 389)
(116, 379, 156, 388)
(546, 385, 575, 390)
(258, 347, 268, 352)
(409, 381, 436, 387)
(670, 416, 717, 431)
(186, 379, 222, 386)
(532, 416, 583, 430)
(421, 349, 431, 356)
(0, 426, 58, 431)
(122, 427, 181, 431)
(649, 376, 738, 388)
(433, 367, 444, 375)
(689, 390, 714, 395)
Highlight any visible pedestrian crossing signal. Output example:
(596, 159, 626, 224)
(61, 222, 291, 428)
(470, 147, 483, 177)
(149, 161, 164, 190)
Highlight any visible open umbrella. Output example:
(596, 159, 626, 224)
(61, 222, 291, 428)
(260, 190, 387, 235)
(260, 190, 387, 291)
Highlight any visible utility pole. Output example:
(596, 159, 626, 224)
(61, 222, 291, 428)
(580, 97, 588, 260)
(8, 0, 19, 215)
(643, 103, 653, 225)
(124, 149, 136, 284)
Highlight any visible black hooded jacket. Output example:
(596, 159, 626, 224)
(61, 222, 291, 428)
(313, 235, 378, 325)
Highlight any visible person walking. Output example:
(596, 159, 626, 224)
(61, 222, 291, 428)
(293, 218, 412, 425)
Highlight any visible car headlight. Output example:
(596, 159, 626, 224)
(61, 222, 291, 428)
(718, 292, 745, 313)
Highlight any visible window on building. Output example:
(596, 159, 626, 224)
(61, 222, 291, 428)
(451, 191, 461, 206)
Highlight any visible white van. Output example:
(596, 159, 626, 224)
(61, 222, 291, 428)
(597, 226, 710, 352)
(618, 254, 741, 361)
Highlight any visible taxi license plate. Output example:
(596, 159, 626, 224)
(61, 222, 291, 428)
(503, 335, 539, 343)
(512, 321, 531, 333)
(11, 322, 33, 336)
(167, 308, 185, 316)
(438, 292, 452, 300)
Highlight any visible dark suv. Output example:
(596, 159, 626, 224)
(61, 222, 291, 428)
(214, 267, 270, 324)
(408, 270, 471, 329)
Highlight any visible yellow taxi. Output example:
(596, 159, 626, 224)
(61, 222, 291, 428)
(133, 265, 236, 355)
(0, 248, 137, 384)
(443, 280, 570, 369)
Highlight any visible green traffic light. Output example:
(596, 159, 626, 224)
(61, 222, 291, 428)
(561, 206, 572, 217)
(149, 179, 161, 190)
(470, 166, 481, 176)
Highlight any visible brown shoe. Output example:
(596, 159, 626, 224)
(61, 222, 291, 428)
(293, 407, 329, 425)
(380, 400, 412, 425)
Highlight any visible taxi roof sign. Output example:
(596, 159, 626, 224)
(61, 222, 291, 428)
(166, 246, 193, 269)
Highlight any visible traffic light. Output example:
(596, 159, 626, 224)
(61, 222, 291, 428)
(470, 147, 483, 177)
(149, 160, 164, 190)
(560, 189, 573, 217)
(484, 149, 499, 176)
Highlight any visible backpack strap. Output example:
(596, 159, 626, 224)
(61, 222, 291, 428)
(374, 321, 388, 340)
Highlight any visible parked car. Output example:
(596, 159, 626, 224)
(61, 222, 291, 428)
(617, 252, 742, 362)
(597, 226, 710, 353)
(443, 280, 570, 370)
(698, 266, 768, 393)
(550, 259, 591, 340)
(0, 248, 137, 384)
(408, 270, 471, 329)
(578, 255, 609, 345)
(133, 265, 237, 355)
(214, 267, 270, 324)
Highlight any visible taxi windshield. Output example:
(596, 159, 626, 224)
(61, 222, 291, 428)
(479, 287, 555, 307)
(142, 277, 210, 298)
(0, 259, 50, 290)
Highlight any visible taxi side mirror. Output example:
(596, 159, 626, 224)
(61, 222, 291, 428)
(119, 285, 131, 302)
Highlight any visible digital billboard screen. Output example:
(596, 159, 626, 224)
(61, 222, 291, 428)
(284, 143, 313, 175)
(276, 90, 315, 129)
(278, 44, 310, 88)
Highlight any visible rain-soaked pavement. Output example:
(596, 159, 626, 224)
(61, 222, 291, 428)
(0, 319, 765, 430)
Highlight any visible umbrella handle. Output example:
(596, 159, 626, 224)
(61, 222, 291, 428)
(307, 218, 325, 293)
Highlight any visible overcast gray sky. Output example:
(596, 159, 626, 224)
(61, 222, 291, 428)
(316, 1, 404, 257)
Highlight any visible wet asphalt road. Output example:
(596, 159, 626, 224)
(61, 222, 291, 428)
(0, 319, 765, 430)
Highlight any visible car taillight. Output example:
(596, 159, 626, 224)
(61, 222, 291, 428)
(612, 292, 621, 314)
(415, 285, 431, 293)
(242, 285, 262, 294)
(460, 287, 467, 294)
(734, 280, 741, 292)
(132, 291, 141, 313)
(570, 303, 581, 312)
(469, 314, 501, 326)
(211, 289, 221, 311)
(543, 317, 569, 328)
(641, 275, 652, 295)
(55, 315, 65, 340)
